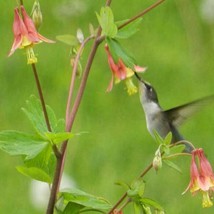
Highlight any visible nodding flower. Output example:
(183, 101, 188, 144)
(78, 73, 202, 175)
(183, 148, 214, 208)
(104, 44, 146, 95)
(9, 6, 54, 64)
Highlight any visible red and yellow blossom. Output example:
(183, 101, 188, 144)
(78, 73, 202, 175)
(183, 148, 214, 208)
(9, 6, 54, 64)
(104, 44, 146, 95)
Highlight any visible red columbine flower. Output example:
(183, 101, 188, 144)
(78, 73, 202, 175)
(183, 148, 214, 207)
(8, 6, 54, 64)
(104, 44, 146, 95)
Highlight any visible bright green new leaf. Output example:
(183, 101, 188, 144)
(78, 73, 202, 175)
(56, 35, 79, 46)
(140, 198, 164, 211)
(164, 132, 172, 145)
(0, 130, 48, 160)
(116, 18, 142, 39)
(106, 38, 136, 68)
(153, 131, 164, 145)
(115, 180, 130, 190)
(127, 178, 145, 200)
(163, 159, 182, 174)
(96, 6, 118, 38)
(169, 144, 186, 154)
(133, 202, 143, 214)
(59, 188, 112, 211)
(16, 166, 51, 183)
(45, 132, 74, 145)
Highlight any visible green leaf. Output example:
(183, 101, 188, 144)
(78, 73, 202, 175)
(59, 188, 112, 210)
(62, 202, 84, 214)
(45, 132, 74, 145)
(170, 144, 186, 154)
(0, 130, 48, 160)
(106, 38, 136, 68)
(115, 180, 130, 190)
(133, 202, 143, 214)
(23, 144, 56, 182)
(22, 95, 65, 135)
(164, 132, 172, 145)
(16, 166, 51, 183)
(115, 18, 142, 39)
(163, 159, 182, 174)
(127, 178, 145, 200)
(96, 6, 118, 38)
(56, 35, 79, 46)
(22, 96, 49, 134)
(153, 131, 164, 145)
(140, 198, 164, 211)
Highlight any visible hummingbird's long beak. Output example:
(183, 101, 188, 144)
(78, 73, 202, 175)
(134, 72, 146, 84)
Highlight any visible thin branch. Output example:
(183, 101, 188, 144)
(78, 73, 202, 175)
(66, 35, 95, 127)
(108, 163, 153, 214)
(31, 64, 61, 158)
(118, 0, 165, 30)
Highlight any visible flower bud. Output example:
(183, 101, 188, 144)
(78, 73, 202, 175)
(153, 150, 162, 171)
(76, 28, 84, 44)
(31, 1, 43, 29)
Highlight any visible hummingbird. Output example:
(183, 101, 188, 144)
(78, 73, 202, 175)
(137, 75, 213, 153)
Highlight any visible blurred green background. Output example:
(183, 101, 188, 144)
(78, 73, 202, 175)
(1, 0, 214, 213)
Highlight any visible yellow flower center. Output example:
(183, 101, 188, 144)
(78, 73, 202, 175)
(125, 78, 138, 95)
(21, 36, 32, 48)
(25, 47, 38, 64)
(202, 191, 213, 208)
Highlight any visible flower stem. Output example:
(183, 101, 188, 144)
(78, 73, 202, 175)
(65, 35, 95, 127)
(46, 0, 113, 212)
(31, 63, 61, 158)
(46, 0, 164, 213)
(19, 0, 23, 5)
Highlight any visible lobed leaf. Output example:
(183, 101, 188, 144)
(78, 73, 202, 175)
(116, 18, 142, 39)
(59, 188, 112, 211)
(56, 34, 79, 46)
(96, 6, 118, 38)
(16, 166, 51, 183)
(163, 159, 182, 174)
(0, 130, 48, 160)
(140, 198, 164, 211)
(45, 132, 74, 145)
(22, 95, 66, 136)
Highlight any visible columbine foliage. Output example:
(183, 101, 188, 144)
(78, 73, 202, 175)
(57, 188, 112, 213)
(0, 95, 73, 182)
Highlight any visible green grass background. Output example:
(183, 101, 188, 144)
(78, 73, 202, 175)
(1, 0, 214, 213)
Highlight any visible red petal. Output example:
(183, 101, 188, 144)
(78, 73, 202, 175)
(38, 33, 55, 43)
(106, 75, 114, 92)
(8, 35, 22, 56)
(134, 65, 147, 73)
(9, 8, 27, 56)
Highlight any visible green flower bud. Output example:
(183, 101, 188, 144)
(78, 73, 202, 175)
(31, 1, 43, 29)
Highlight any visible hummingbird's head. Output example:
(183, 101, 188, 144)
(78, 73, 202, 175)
(138, 80, 159, 105)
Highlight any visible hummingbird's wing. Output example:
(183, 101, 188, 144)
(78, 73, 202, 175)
(164, 95, 214, 127)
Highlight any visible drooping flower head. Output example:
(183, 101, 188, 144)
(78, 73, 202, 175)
(183, 148, 214, 208)
(104, 44, 146, 95)
(9, 5, 54, 64)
